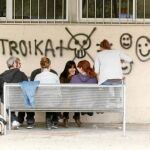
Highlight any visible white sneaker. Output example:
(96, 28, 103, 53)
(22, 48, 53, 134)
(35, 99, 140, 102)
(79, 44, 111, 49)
(12, 120, 20, 130)
(51, 125, 58, 129)
(26, 125, 33, 129)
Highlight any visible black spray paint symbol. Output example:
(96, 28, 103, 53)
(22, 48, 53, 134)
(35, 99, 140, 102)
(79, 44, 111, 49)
(136, 36, 150, 62)
(120, 33, 132, 49)
(122, 61, 133, 75)
(65, 27, 96, 61)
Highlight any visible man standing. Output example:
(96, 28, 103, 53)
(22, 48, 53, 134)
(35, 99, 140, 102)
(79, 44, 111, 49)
(95, 39, 133, 85)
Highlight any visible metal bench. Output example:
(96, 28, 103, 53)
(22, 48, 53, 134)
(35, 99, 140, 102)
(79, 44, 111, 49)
(3, 83, 126, 135)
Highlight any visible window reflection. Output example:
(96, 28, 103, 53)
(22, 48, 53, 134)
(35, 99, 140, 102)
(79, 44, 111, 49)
(12, 0, 66, 19)
(82, 0, 133, 19)
(0, 0, 6, 17)
(137, 0, 150, 18)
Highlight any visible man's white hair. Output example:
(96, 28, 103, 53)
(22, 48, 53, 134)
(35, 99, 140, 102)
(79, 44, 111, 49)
(6, 56, 18, 69)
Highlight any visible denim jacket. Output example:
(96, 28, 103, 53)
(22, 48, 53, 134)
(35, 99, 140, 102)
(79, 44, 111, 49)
(20, 81, 40, 107)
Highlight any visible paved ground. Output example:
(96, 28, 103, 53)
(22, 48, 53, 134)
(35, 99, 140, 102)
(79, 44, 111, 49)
(0, 123, 150, 150)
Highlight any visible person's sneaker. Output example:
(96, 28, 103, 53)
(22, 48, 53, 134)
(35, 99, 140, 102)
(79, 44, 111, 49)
(51, 125, 58, 129)
(47, 126, 51, 130)
(50, 122, 58, 129)
(46, 123, 51, 130)
(26, 125, 34, 129)
(12, 120, 20, 129)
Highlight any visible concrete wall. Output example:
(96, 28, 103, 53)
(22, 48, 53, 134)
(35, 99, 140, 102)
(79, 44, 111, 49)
(0, 24, 150, 123)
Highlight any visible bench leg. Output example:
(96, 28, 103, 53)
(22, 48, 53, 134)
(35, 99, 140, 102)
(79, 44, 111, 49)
(3, 104, 7, 135)
(123, 111, 126, 136)
(0, 121, 4, 135)
(9, 109, 11, 130)
(123, 85, 126, 136)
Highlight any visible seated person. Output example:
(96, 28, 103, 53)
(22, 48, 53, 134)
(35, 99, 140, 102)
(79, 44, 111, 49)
(34, 57, 60, 129)
(0, 56, 33, 129)
(70, 60, 98, 127)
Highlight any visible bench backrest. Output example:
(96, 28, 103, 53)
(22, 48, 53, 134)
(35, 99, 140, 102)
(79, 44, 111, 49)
(4, 83, 125, 112)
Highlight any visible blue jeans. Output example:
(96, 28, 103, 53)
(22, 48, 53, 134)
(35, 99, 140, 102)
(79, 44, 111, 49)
(101, 79, 123, 99)
(101, 79, 122, 85)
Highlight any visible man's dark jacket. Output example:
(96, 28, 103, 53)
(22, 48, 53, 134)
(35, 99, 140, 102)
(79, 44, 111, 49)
(0, 68, 28, 102)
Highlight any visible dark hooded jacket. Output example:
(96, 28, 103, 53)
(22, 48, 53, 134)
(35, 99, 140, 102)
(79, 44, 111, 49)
(0, 68, 28, 83)
(70, 73, 97, 84)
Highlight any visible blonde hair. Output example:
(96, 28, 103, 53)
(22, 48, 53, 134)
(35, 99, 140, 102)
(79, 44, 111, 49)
(40, 57, 51, 69)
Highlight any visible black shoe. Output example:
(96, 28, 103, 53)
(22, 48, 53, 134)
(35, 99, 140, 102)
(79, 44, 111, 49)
(51, 123, 58, 129)
(26, 125, 34, 129)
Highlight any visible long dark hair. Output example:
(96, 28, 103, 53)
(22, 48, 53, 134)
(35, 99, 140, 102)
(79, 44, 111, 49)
(60, 60, 78, 82)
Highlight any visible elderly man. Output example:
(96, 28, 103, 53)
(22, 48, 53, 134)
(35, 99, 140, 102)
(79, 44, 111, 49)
(0, 56, 33, 129)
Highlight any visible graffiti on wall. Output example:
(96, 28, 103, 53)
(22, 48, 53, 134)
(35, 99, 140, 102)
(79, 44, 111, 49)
(0, 28, 135, 75)
(122, 61, 133, 75)
(119, 33, 133, 74)
(136, 36, 150, 62)
(120, 33, 150, 62)
(0, 39, 56, 57)
(56, 27, 96, 62)
(58, 27, 96, 61)
(0, 27, 96, 62)
(120, 33, 132, 49)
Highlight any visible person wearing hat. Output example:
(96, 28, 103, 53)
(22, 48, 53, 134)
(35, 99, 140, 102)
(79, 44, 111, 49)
(94, 39, 133, 85)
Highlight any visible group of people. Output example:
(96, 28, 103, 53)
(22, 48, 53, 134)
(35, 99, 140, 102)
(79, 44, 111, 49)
(0, 39, 133, 130)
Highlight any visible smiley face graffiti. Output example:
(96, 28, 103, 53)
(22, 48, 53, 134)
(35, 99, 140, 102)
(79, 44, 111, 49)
(136, 36, 150, 62)
(65, 27, 96, 61)
(121, 61, 133, 75)
(120, 33, 132, 49)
